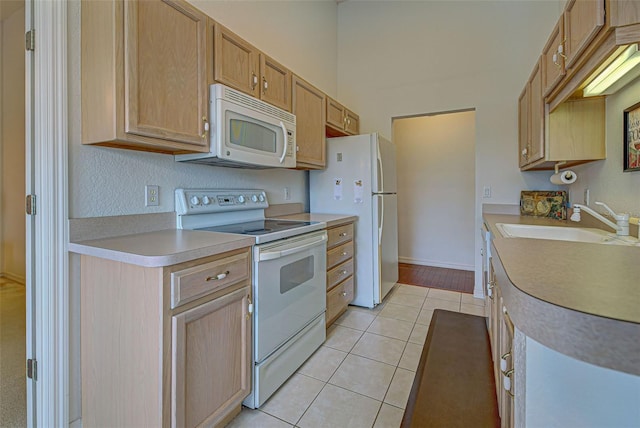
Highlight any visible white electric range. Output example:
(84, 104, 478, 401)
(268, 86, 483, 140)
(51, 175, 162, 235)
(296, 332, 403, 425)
(175, 189, 327, 408)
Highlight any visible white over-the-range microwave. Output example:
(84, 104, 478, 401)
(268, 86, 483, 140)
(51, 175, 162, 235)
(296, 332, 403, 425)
(176, 84, 296, 168)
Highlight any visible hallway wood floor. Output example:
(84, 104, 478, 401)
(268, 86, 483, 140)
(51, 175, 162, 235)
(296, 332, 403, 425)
(398, 263, 474, 294)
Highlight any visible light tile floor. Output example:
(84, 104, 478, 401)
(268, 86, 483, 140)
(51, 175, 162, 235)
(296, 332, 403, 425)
(226, 284, 485, 428)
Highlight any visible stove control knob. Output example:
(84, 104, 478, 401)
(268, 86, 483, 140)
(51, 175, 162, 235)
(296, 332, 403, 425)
(190, 196, 200, 206)
(201, 196, 211, 205)
(237, 195, 246, 204)
(251, 194, 258, 203)
(258, 194, 265, 202)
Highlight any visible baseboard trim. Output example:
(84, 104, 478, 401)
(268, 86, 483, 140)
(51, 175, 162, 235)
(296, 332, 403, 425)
(0, 272, 26, 284)
(398, 257, 474, 272)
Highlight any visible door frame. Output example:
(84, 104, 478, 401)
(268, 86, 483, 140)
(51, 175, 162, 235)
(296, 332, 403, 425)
(26, 1, 69, 426)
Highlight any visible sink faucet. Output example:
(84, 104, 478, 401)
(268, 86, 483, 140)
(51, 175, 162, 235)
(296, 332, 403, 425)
(570, 202, 630, 236)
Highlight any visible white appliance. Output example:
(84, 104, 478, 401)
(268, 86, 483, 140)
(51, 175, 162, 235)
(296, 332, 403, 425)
(175, 189, 327, 409)
(310, 133, 399, 308)
(175, 84, 296, 169)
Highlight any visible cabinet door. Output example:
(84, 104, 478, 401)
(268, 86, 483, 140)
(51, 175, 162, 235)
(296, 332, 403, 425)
(499, 303, 515, 428)
(124, 0, 208, 147)
(260, 54, 292, 112)
(214, 25, 260, 98)
(326, 97, 346, 130)
(528, 60, 545, 165)
(345, 109, 360, 135)
(171, 286, 251, 428)
(517, 85, 530, 168)
(292, 75, 326, 169)
(564, 0, 605, 69)
(542, 16, 566, 97)
(609, 0, 640, 27)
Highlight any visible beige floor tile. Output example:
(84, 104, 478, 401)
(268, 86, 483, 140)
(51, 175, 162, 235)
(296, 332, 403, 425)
(260, 374, 325, 425)
(426, 288, 462, 303)
(351, 332, 406, 366)
(408, 322, 429, 344)
(462, 293, 486, 307)
(297, 345, 347, 382)
(422, 297, 460, 312)
(387, 292, 425, 308)
(366, 317, 414, 341)
(325, 324, 363, 353)
(378, 302, 420, 323)
(395, 284, 429, 297)
(335, 308, 377, 331)
(297, 384, 381, 428)
(350, 302, 387, 315)
(329, 354, 396, 401)
(384, 368, 415, 409)
(460, 303, 486, 316)
(415, 308, 434, 326)
(227, 408, 293, 428)
(373, 403, 404, 428)
(398, 342, 422, 372)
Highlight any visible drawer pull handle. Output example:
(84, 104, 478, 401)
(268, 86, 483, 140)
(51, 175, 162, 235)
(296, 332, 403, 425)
(206, 271, 229, 281)
(339, 232, 348, 237)
(342, 251, 348, 256)
(341, 270, 348, 275)
(342, 291, 347, 296)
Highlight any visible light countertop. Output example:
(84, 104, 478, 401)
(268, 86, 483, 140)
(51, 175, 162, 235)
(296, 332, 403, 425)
(484, 213, 640, 375)
(69, 229, 255, 267)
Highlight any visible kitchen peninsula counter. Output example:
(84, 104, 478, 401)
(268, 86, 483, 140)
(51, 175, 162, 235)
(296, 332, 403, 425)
(484, 213, 640, 375)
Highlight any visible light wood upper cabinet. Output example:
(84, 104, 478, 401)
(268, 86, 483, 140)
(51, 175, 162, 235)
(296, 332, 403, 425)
(326, 96, 360, 136)
(292, 75, 326, 169)
(212, 24, 292, 112)
(609, 0, 640, 28)
(213, 24, 260, 98)
(518, 59, 544, 168)
(82, 0, 210, 153)
(260, 54, 292, 112)
(541, 16, 566, 97)
(564, 0, 605, 69)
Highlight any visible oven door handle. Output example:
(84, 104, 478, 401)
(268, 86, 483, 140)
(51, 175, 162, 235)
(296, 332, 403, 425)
(258, 235, 327, 261)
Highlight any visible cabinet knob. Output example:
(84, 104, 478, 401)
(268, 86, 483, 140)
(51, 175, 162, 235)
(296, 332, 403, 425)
(342, 291, 347, 296)
(500, 351, 511, 373)
(251, 73, 258, 89)
(341, 270, 348, 275)
(503, 369, 514, 397)
(342, 251, 348, 256)
(206, 270, 229, 281)
(263, 77, 268, 93)
(339, 232, 347, 237)
(202, 117, 209, 138)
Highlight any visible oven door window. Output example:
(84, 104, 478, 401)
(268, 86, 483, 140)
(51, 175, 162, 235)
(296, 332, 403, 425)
(280, 256, 314, 294)
(227, 112, 278, 153)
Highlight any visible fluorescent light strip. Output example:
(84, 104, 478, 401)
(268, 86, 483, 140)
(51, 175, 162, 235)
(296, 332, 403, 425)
(584, 44, 640, 97)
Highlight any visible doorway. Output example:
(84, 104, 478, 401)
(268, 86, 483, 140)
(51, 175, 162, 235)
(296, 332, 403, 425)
(0, 1, 27, 426)
(392, 110, 476, 286)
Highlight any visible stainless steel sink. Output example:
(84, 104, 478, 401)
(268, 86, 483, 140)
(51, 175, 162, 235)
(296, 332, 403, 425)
(495, 223, 640, 246)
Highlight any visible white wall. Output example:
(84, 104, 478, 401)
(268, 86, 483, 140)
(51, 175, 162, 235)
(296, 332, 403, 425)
(393, 111, 475, 270)
(1, 5, 25, 282)
(566, 76, 640, 217)
(336, 0, 563, 294)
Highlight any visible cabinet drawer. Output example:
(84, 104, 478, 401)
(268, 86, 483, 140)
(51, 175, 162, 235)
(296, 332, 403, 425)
(327, 241, 353, 270)
(327, 259, 353, 291)
(327, 277, 354, 325)
(327, 223, 353, 248)
(171, 251, 250, 308)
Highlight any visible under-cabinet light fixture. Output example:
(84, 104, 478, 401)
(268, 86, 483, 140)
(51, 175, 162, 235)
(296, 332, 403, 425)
(583, 44, 640, 97)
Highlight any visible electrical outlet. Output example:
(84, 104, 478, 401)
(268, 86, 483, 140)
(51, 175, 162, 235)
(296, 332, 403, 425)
(483, 186, 492, 198)
(584, 188, 590, 205)
(284, 187, 291, 201)
(145, 185, 159, 207)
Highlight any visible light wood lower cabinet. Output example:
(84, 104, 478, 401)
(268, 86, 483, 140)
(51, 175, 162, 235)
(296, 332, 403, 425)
(325, 222, 355, 327)
(80, 247, 252, 428)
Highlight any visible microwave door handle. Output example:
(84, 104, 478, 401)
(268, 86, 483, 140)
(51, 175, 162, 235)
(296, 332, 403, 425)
(279, 121, 287, 164)
(259, 235, 327, 261)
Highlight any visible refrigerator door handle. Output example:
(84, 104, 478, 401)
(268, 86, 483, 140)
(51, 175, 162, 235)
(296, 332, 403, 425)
(377, 143, 384, 193)
(378, 195, 384, 242)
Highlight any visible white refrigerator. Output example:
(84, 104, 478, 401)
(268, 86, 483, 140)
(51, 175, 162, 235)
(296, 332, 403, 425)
(310, 133, 398, 308)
